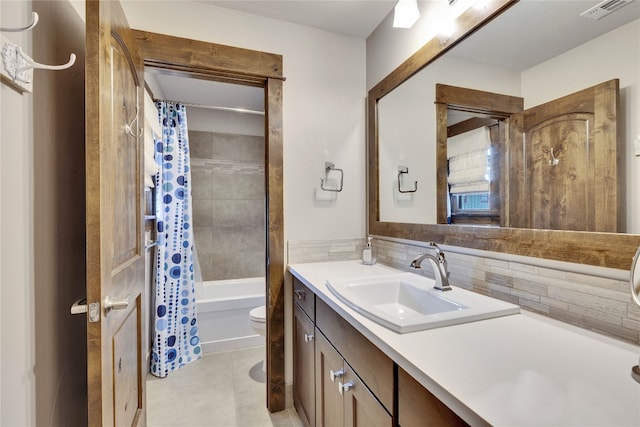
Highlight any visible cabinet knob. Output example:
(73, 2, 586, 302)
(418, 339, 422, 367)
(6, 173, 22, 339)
(304, 333, 314, 343)
(330, 368, 344, 382)
(338, 381, 354, 395)
(294, 290, 306, 300)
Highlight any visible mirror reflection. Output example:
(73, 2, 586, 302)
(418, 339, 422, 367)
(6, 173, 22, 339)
(377, 0, 640, 233)
(444, 110, 502, 226)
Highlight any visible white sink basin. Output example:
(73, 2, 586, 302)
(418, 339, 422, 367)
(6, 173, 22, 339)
(326, 273, 519, 333)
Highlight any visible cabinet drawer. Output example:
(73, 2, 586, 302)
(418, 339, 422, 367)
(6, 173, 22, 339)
(293, 277, 315, 321)
(293, 303, 316, 427)
(344, 360, 393, 427)
(315, 298, 393, 413)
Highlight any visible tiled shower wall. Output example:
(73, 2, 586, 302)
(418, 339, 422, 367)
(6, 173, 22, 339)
(288, 238, 640, 345)
(190, 130, 265, 281)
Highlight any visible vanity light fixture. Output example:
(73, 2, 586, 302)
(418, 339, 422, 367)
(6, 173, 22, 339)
(393, 0, 420, 28)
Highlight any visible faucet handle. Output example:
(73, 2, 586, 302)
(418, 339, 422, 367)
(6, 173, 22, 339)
(428, 242, 447, 264)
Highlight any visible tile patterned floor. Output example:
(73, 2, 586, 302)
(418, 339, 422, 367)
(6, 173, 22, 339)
(147, 346, 303, 427)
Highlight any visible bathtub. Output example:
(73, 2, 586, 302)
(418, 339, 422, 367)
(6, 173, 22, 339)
(196, 277, 265, 354)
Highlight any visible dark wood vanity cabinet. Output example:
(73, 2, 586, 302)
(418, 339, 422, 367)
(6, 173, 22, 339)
(293, 277, 392, 427)
(292, 276, 464, 427)
(315, 331, 344, 426)
(315, 298, 394, 415)
(315, 330, 392, 427)
(293, 283, 316, 427)
(398, 367, 468, 427)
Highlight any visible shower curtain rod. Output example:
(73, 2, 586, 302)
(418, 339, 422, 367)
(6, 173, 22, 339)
(156, 99, 265, 116)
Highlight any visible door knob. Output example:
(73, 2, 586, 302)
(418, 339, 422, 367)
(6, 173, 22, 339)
(304, 333, 314, 343)
(294, 290, 306, 300)
(104, 295, 130, 316)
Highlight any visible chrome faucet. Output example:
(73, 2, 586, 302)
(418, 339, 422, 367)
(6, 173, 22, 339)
(410, 242, 452, 291)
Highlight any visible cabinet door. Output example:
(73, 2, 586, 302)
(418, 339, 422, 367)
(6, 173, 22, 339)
(343, 363, 393, 427)
(316, 298, 394, 412)
(398, 367, 468, 427)
(294, 303, 316, 427)
(315, 331, 344, 427)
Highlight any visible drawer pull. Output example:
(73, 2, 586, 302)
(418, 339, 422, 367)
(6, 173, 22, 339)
(330, 368, 344, 382)
(338, 381, 354, 395)
(304, 333, 314, 343)
(294, 290, 306, 300)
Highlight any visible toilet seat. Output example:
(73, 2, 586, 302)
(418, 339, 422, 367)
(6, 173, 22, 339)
(249, 305, 266, 323)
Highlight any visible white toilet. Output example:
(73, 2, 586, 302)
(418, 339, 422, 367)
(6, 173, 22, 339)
(249, 305, 266, 371)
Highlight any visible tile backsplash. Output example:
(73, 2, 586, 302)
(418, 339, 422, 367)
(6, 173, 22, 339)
(288, 237, 640, 344)
(287, 238, 366, 264)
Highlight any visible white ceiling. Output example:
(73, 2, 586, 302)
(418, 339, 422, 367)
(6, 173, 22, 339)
(150, 0, 640, 111)
(146, 69, 265, 112)
(449, 0, 640, 71)
(198, 0, 397, 39)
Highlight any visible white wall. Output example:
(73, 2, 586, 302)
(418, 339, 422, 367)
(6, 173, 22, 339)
(122, 0, 367, 244)
(0, 1, 36, 425)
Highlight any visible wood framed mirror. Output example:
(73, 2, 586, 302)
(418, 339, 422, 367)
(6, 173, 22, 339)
(367, 0, 640, 270)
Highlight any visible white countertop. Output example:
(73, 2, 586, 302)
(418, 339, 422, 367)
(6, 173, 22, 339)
(288, 260, 640, 427)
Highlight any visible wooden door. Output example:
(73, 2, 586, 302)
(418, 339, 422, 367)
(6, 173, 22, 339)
(509, 79, 619, 231)
(293, 303, 316, 427)
(342, 363, 392, 427)
(315, 331, 343, 427)
(86, 0, 146, 426)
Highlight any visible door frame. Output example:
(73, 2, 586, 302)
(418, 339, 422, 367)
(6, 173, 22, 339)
(132, 30, 286, 412)
(435, 84, 524, 227)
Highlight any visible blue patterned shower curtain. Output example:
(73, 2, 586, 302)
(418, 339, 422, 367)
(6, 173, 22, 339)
(151, 101, 202, 378)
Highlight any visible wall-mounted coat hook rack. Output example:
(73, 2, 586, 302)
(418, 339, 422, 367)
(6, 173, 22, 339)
(1, 12, 76, 94)
(0, 12, 39, 32)
(397, 166, 418, 193)
(320, 162, 344, 192)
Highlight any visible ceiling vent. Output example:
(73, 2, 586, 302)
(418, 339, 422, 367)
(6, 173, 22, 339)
(580, 0, 633, 20)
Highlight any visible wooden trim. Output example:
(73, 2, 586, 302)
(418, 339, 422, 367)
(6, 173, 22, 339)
(265, 77, 286, 412)
(435, 84, 523, 225)
(447, 117, 498, 138)
(133, 30, 286, 412)
(370, 222, 640, 269)
(435, 102, 448, 225)
(132, 30, 283, 81)
(367, 0, 640, 271)
(435, 84, 523, 115)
